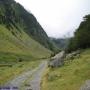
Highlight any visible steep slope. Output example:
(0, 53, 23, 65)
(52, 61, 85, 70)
(0, 24, 51, 59)
(0, 0, 54, 59)
(0, 0, 57, 51)
(0, 0, 54, 58)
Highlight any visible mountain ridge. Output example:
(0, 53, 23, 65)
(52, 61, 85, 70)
(0, 0, 57, 52)
(0, 0, 57, 59)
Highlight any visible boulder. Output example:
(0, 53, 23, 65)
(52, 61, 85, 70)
(80, 80, 90, 90)
(48, 51, 65, 68)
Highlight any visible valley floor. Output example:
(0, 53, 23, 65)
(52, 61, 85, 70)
(0, 61, 47, 90)
(0, 59, 40, 85)
(3, 61, 47, 90)
(41, 49, 90, 90)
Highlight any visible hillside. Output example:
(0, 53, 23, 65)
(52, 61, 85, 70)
(0, 0, 56, 59)
(0, 0, 57, 52)
(67, 14, 90, 52)
(0, 0, 53, 85)
(0, 24, 52, 58)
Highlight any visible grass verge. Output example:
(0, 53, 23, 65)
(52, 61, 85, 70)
(0, 52, 42, 85)
(41, 49, 90, 90)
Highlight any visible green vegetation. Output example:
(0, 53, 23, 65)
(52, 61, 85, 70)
(67, 15, 90, 52)
(0, 24, 51, 85)
(0, 57, 40, 85)
(42, 14, 90, 90)
(0, 25, 51, 58)
(42, 49, 90, 90)
(0, 0, 57, 52)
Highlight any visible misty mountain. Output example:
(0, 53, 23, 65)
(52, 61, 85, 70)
(0, 0, 57, 52)
(50, 37, 69, 50)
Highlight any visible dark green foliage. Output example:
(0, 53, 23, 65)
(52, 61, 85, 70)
(66, 38, 77, 53)
(67, 14, 90, 52)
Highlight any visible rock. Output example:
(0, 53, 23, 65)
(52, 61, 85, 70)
(48, 51, 65, 68)
(80, 80, 90, 90)
(65, 50, 81, 60)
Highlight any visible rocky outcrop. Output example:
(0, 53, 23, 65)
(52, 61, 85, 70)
(48, 50, 81, 68)
(48, 51, 65, 67)
(80, 80, 90, 90)
(65, 50, 81, 60)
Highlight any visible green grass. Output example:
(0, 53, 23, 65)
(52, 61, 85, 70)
(41, 49, 90, 90)
(0, 51, 45, 85)
(0, 59, 40, 85)
(0, 25, 51, 58)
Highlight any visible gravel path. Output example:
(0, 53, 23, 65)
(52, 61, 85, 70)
(29, 61, 47, 90)
(80, 80, 90, 90)
(3, 61, 47, 90)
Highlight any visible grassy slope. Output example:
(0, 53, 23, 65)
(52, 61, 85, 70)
(0, 25, 51, 85)
(42, 49, 90, 90)
(0, 25, 51, 58)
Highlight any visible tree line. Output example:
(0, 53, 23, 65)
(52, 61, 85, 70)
(67, 14, 90, 52)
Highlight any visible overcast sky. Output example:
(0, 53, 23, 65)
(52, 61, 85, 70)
(15, 0, 90, 38)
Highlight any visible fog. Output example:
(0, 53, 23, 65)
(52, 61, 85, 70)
(15, 0, 90, 38)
